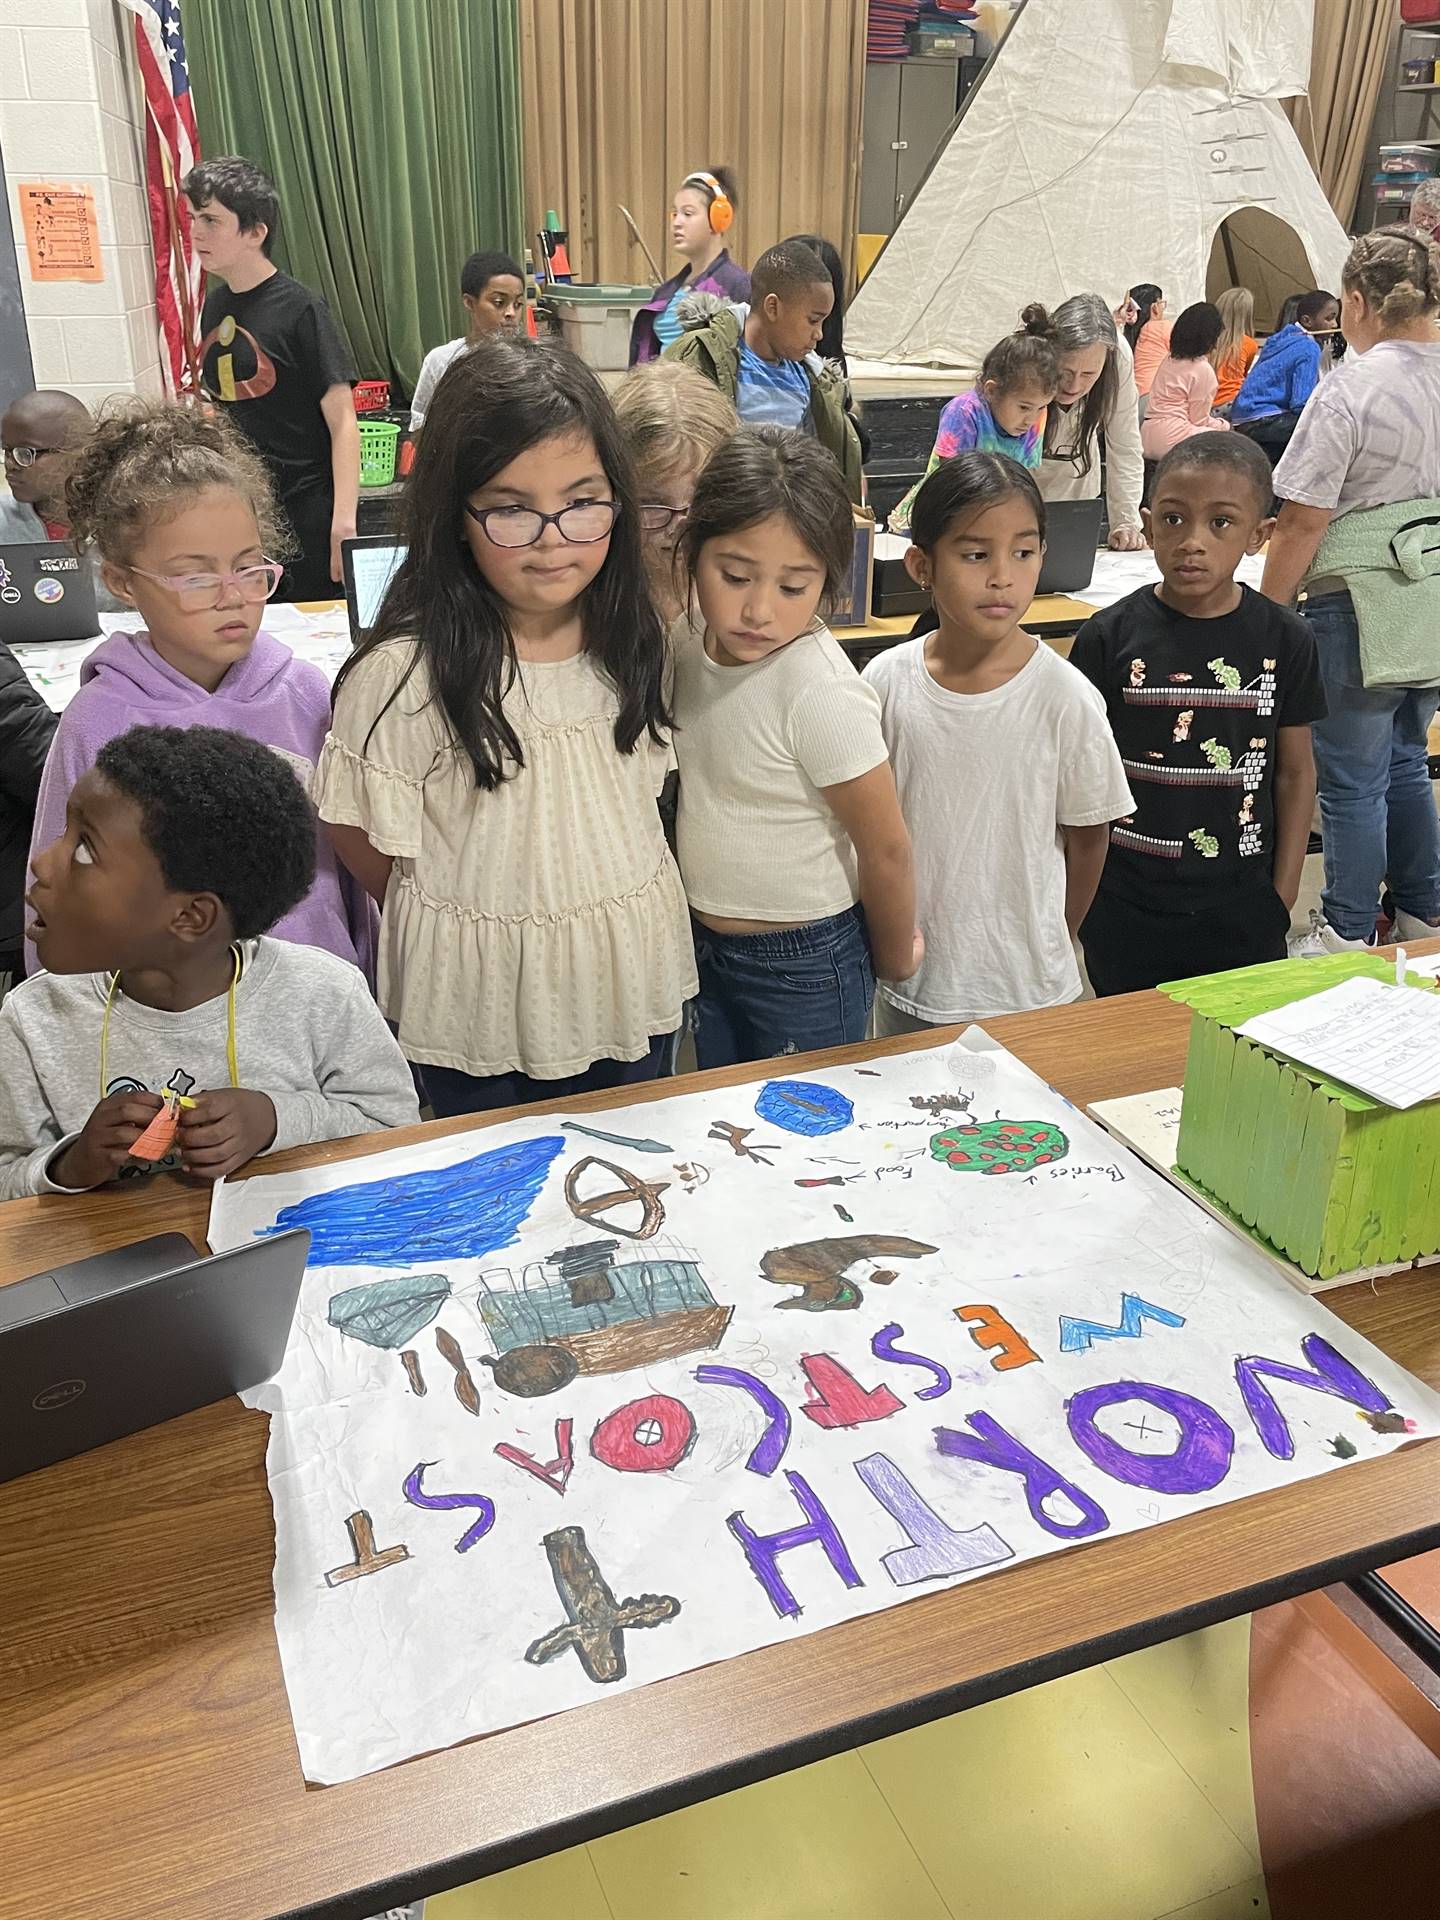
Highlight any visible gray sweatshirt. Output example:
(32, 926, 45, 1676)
(0, 937, 420, 1199)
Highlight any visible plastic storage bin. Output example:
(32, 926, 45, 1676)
(545, 285, 656, 371)
(1402, 57, 1436, 86)
(358, 419, 400, 487)
(1380, 143, 1438, 174)
(353, 379, 391, 413)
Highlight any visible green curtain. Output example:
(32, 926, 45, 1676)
(184, 0, 524, 397)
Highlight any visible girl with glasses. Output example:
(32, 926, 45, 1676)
(320, 336, 695, 1117)
(612, 361, 737, 624)
(26, 401, 375, 980)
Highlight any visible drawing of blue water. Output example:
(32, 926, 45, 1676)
(261, 1135, 566, 1268)
(755, 1079, 855, 1138)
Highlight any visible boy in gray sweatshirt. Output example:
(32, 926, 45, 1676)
(0, 723, 418, 1200)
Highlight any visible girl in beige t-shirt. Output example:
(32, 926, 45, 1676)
(672, 426, 918, 1068)
(317, 337, 695, 1116)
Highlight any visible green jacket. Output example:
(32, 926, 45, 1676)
(1306, 496, 1440, 688)
(663, 304, 864, 504)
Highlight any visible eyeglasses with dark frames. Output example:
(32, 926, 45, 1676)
(463, 500, 621, 548)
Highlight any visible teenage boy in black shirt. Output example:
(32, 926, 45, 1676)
(1071, 432, 1325, 994)
(185, 156, 359, 602)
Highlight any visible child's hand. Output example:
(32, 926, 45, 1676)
(51, 1092, 166, 1190)
(177, 1089, 278, 1181)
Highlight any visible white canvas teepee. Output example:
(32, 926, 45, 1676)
(847, 0, 1351, 370)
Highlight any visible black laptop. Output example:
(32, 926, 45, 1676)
(0, 1227, 309, 1481)
(341, 534, 407, 638)
(0, 539, 101, 646)
(1036, 497, 1105, 596)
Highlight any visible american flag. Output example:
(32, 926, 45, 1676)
(119, 0, 203, 395)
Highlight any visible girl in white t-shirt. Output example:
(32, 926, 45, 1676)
(318, 336, 695, 1117)
(863, 452, 1133, 1032)
(671, 426, 918, 1067)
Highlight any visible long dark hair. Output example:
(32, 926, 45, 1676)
(1124, 283, 1163, 351)
(1041, 292, 1121, 473)
(682, 426, 854, 612)
(791, 233, 847, 367)
(334, 336, 668, 790)
(909, 451, 1047, 553)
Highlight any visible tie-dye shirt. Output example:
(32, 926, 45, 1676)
(890, 386, 1046, 531)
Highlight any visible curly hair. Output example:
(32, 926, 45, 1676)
(1153, 430, 1273, 518)
(64, 399, 290, 566)
(682, 425, 854, 611)
(1342, 226, 1440, 326)
(1168, 302, 1224, 361)
(95, 724, 316, 940)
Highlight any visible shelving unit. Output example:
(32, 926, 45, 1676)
(1373, 22, 1440, 228)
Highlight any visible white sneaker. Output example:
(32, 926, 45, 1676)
(1287, 910, 1371, 958)
(1394, 908, 1440, 942)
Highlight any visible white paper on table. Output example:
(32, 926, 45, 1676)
(208, 1036, 1440, 1785)
(1403, 951, 1440, 980)
(1237, 976, 1440, 1109)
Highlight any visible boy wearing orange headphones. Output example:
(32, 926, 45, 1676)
(629, 165, 752, 365)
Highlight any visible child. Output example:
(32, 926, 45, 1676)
(630, 165, 751, 364)
(1140, 302, 1230, 460)
(1071, 432, 1324, 994)
(664, 239, 863, 502)
(612, 361, 737, 624)
(27, 401, 375, 980)
(1231, 288, 1340, 465)
(672, 425, 917, 1067)
(0, 643, 55, 1001)
(1211, 287, 1259, 410)
(864, 453, 1132, 1033)
(319, 335, 695, 1118)
(184, 156, 359, 598)
(889, 309, 1059, 532)
(409, 250, 525, 431)
(0, 725, 418, 1200)
(1126, 284, 1171, 398)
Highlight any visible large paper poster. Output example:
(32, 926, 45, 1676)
(208, 1034, 1440, 1785)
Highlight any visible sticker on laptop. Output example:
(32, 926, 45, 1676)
(0, 559, 11, 589)
(37, 555, 79, 573)
(33, 578, 64, 604)
(0, 587, 19, 605)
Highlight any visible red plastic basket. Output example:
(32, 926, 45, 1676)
(1402, 0, 1440, 25)
(353, 379, 390, 414)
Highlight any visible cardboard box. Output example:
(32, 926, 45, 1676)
(828, 509, 876, 628)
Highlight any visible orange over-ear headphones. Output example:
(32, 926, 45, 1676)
(683, 171, 734, 236)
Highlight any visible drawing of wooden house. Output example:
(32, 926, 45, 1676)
(477, 1237, 731, 1382)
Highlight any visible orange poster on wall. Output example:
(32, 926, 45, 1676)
(18, 181, 104, 283)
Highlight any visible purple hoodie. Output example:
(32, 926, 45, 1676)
(27, 628, 376, 977)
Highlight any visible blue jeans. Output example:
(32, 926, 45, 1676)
(692, 905, 874, 1070)
(1304, 592, 1440, 941)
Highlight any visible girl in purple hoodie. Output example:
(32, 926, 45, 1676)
(27, 402, 375, 977)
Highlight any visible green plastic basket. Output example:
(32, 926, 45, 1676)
(359, 418, 400, 487)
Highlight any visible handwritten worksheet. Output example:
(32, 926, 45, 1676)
(1237, 977, 1440, 1109)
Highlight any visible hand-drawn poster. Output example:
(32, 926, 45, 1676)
(208, 1034, 1440, 1785)
(18, 183, 103, 284)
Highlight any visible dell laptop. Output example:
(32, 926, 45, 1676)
(0, 539, 100, 646)
(341, 534, 406, 639)
(0, 1227, 309, 1482)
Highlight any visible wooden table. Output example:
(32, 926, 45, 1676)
(3, 991, 1438, 1920)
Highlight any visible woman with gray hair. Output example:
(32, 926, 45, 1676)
(1032, 292, 1147, 551)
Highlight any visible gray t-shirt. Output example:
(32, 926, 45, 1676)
(1274, 339, 1440, 517)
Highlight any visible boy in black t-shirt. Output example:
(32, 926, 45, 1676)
(185, 157, 358, 602)
(1071, 433, 1325, 995)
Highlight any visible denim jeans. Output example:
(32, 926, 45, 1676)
(692, 904, 874, 1070)
(1304, 591, 1440, 941)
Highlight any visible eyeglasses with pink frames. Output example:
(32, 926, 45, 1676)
(128, 561, 286, 612)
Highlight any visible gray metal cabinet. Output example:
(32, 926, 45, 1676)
(860, 57, 961, 235)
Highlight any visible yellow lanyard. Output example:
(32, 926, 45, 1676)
(99, 944, 242, 1101)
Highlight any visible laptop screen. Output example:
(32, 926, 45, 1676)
(344, 539, 406, 634)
